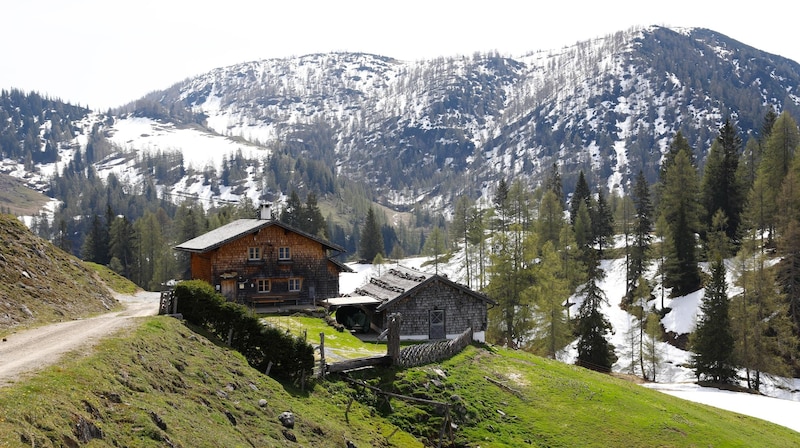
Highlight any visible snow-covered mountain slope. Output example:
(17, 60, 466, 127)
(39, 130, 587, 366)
(131, 25, 800, 210)
(6, 26, 800, 216)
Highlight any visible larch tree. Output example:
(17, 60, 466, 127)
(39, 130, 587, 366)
(451, 195, 474, 287)
(486, 227, 538, 349)
(732, 236, 796, 391)
(537, 189, 563, 249)
(526, 241, 572, 359)
(753, 111, 800, 244)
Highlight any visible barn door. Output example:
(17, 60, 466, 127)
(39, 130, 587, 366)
(221, 279, 237, 301)
(429, 309, 445, 340)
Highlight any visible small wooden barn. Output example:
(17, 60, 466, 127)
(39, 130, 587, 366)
(174, 204, 350, 308)
(326, 265, 495, 342)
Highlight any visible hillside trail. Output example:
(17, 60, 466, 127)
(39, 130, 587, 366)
(0, 290, 160, 387)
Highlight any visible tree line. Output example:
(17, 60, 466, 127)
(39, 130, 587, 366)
(430, 108, 800, 390)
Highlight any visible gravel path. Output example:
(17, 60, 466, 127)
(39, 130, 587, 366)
(0, 290, 160, 387)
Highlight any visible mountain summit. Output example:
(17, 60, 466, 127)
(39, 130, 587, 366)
(3, 26, 800, 217)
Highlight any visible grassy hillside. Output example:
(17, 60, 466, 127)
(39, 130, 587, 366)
(1, 314, 798, 447)
(363, 346, 800, 447)
(0, 174, 49, 217)
(0, 317, 420, 447)
(0, 214, 117, 336)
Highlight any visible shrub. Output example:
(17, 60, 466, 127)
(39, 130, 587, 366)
(174, 280, 313, 382)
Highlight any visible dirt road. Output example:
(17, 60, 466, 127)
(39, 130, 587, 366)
(0, 291, 160, 387)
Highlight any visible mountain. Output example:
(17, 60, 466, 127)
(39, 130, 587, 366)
(3, 25, 800, 246)
(139, 25, 800, 202)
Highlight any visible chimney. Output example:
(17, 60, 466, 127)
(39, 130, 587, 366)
(259, 202, 273, 220)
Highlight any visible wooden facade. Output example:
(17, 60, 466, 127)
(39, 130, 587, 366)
(335, 266, 495, 342)
(175, 211, 349, 307)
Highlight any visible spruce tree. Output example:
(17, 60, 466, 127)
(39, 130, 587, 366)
(627, 171, 653, 300)
(660, 148, 702, 296)
(493, 178, 509, 232)
(692, 213, 736, 385)
(690, 256, 736, 384)
(281, 190, 303, 228)
(359, 207, 384, 261)
(576, 258, 616, 372)
(701, 119, 743, 245)
(570, 170, 591, 225)
(591, 188, 614, 256)
(302, 191, 327, 237)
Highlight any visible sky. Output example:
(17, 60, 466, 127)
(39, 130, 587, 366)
(2, 1, 798, 111)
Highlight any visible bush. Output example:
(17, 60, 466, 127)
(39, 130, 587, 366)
(174, 280, 314, 382)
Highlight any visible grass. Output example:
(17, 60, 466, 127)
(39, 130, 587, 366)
(2, 312, 799, 447)
(0, 317, 421, 447)
(263, 314, 388, 361)
(0, 214, 118, 337)
(84, 262, 141, 294)
(0, 174, 49, 216)
(354, 345, 800, 447)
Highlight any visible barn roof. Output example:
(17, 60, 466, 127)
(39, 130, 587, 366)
(351, 265, 494, 311)
(173, 218, 346, 253)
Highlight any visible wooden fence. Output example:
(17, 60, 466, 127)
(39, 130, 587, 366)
(323, 313, 473, 374)
(395, 326, 473, 368)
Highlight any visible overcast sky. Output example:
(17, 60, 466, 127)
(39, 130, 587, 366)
(2, 1, 797, 110)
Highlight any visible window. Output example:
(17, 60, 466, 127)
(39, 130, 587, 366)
(248, 247, 261, 260)
(288, 278, 302, 292)
(257, 279, 270, 293)
(278, 247, 291, 260)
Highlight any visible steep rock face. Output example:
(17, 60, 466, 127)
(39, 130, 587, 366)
(155, 26, 800, 205)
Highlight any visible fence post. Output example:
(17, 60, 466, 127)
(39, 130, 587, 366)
(387, 313, 401, 365)
(319, 332, 326, 379)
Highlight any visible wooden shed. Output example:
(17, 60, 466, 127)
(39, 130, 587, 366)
(174, 204, 350, 308)
(328, 265, 495, 342)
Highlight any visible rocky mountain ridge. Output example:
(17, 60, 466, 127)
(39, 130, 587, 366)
(4, 25, 800, 217)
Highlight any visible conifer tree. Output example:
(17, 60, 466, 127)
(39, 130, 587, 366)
(575, 258, 616, 372)
(627, 171, 653, 300)
(526, 241, 572, 358)
(281, 190, 303, 228)
(753, 111, 800, 244)
(544, 162, 564, 207)
(451, 195, 474, 286)
(701, 119, 743, 245)
(486, 220, 538, 348)
(693, 212, 735, 384)
(109, 215, 136, 279)
(301, 191, 327, 237)
(660, 148, 702, 296)
(690, 254, 736, 384)
(591, 188, 614, 256)
(493, 178, 509, 232)
(359, 207, 384, 262)
(643, 307, 663, 382)
(537, 189, 563, 248)
(570, 170, 592, 225)
(732, 235, 796, 390)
